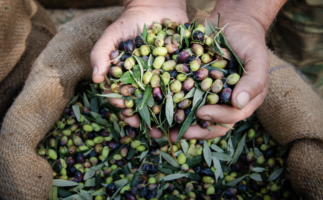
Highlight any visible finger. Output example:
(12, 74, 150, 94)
(90, 25, 122, 83)
(123, 114, 140, 128)
(169, 124, 233, 143)
(231, 44, 269, 110)
(149, 125, 163, 139)
(103, 84, 125, 108)
(197, 88, 267, 124)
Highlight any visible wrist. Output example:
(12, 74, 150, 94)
(125, 0, 186, 11)
(211, 0, 286, 32)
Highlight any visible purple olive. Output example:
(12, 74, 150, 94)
(127, 126, 137, 138)
(193, 30, 204, 41)
(124, 191, 136, 200)
(153, 87, 164, 104)
(177, 51, 190, 63)
(119, 41, 125, 51)
(124, 39, 135, 54)
(194, 68, 209, 81)
(183, 77, 195, 92)
(106, 183, 117, 197)
(184, 22, 190, 29)
(176, 64, 190, 73)
(178, 99, 192, 109)
(121, 53, 131, 61)
(75, 152, 85, 164)
(66, 166, 76, 176)
(135, 36, 144, 48)
(121, 108, 134, 117)
(116, 159, 126, 167)
(209, 70, 224, 79)
(66, 157, 75, 166)
(110, 50, 120, 65)
(141, 55, 149, 61)
(199, 120, 210, 128)
(74, 170, 83, 182)
(220, 87, 232, 103)
(174, 109, 185, 124)
(108, 141, 120, 150)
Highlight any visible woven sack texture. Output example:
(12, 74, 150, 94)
(0, 4, 322, 200)
(37, 0, 121, 8)
(256, 51, 323, 199)
(0, 0, 37, 83)
(0, 1, 57, 122)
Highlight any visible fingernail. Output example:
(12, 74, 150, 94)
(200, 115, 212, 121)
(92, 66, 98, 78)
(236, 91, 250, 109)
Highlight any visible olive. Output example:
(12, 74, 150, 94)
(194, 68, 209, 81)
(152, 87, 164, 104)
(134, 36, 144, 48)
(177, 51, 190, 63)
(193, 30, 204, 41)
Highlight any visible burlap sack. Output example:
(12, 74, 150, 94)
(256, 51, 323, 199)
(0, 4, 322, 200)
(0, 1, 57, 122)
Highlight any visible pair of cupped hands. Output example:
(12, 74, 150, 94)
(90, 0, 269, 142)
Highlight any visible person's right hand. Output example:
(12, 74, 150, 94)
(90, 0, 188, 128)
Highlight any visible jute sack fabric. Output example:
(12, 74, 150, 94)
(256, 51, 323, 199)
(0, 5, 322, 200)
(0, 0, 57, 122)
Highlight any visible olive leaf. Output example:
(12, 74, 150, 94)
(84, 178, 96, 187)
(211, 152, 232, 161)
(180, 26, 186, 45)
(83, 93, 91, 108)
(138, 104, 151, 128)
(166, 87, 174, 126)
(158, 150, 180, 168)
(250, 173, 263, 182)
(205, 18, 213, 36)
(131, 171, 141, 187)
(252, 167, 266, 173)
(139, 150, 149, 161)
(183, 87, 195, 100)
(62, 194, 89, 200)
(212, 156, 223, 180)
(147, 93, 154, 108)
(139, 86, 152, 109)
(53, 180, 79, 187)
(188, 172, 201, 181)
(90, 97, 99, 113)
(236, 121, 253, 133)
(192, 89, 204, 108)
(211, 144, 224, 153)
(158, 167, 173, 175)
(263, 131, 270, 145)
(186, 155, 203, 168)
(67, 94, 79, 107)
(120, 71, 136, 84)
(111, 179, 129, 199)
(225, 175, 248, 186)
(160, 174, 188, 181)
(49, 186, 58, 200)
(84, 170, 96, 181)
(176, 98, 202, 143)
(280, 146, 289, 156)
(133, 55, 145, 83)
(110, 51, 124, 63)
(72, 105, 81, 122)
(97, 93, 123, 99)
(112, 117, 121, 133)
(219, 124, 234, 130)
(180, 139, 189, 156)
(254, 147, 262, 158)
(268, 168, 284, 181)
(229, 133, 246, 166)
(203, 141, 212, 167)
(148, 54, 153, 67)
(90, 187, 106, 196)
(142, 23, 148, 41)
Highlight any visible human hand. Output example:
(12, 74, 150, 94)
(91, 0, 188, 128)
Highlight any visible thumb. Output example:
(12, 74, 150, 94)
(231, 46, 269, 110)
(90, 26, 121, 83)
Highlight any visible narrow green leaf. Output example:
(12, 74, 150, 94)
(110, 51, 124, 63)
(133, 55, 144, 83)
(229, 133, 247, 166)
(188, 172, 201, 181)
(90, 97, 99, 113)
(180, 26, 185, 45)
(176, 99, 202, 143)
(268, 168, 284, 181)
(203, 141, 212, 167)
(252, 167, 266, 173)
(205, 18, 213, 36)
(142, 24, 147, 41)
(120, 71, 136, 84)
(166, 87, 174, 126)
(183, 88, 195, 100)
(84, 170, 95, 180)
(91, 187, 105, 196)
(84, 178, 95, 187)
(212, 156, 223, 180)
(53, 180, 78, 187)
(193, 89, 204, 108)
(98, 93, 123, 99)
(250, 173, 263, 182)
(236, 121, 253, 133)
(138, 104, 151, 128)
(148, 54, 153, 67)
(211, 144, 224, 153)
(111, 179, 129, 199)
(83, 93, 91, 108)
(186, 155, 203, 168)
(72, 105, 81, 122)
(130, 171, 141, 187)
(180, 139, 189, 156)
(225, 175, 248, 186)
(161, 174, 188, 181)
(158, 167, 173, 175)
(219, 124, 234, 130)
(211, 152, 232, 161)
(159, 150, 180, 168)
(112, 118, 121, 133)
(62, 194, 87, 200)
(139, 86, 152, 109)
(263, 131, 270, 145)
(57, 188, 73, 198)
(67, 94, 79, 107)
(139, 150, 149, 161)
